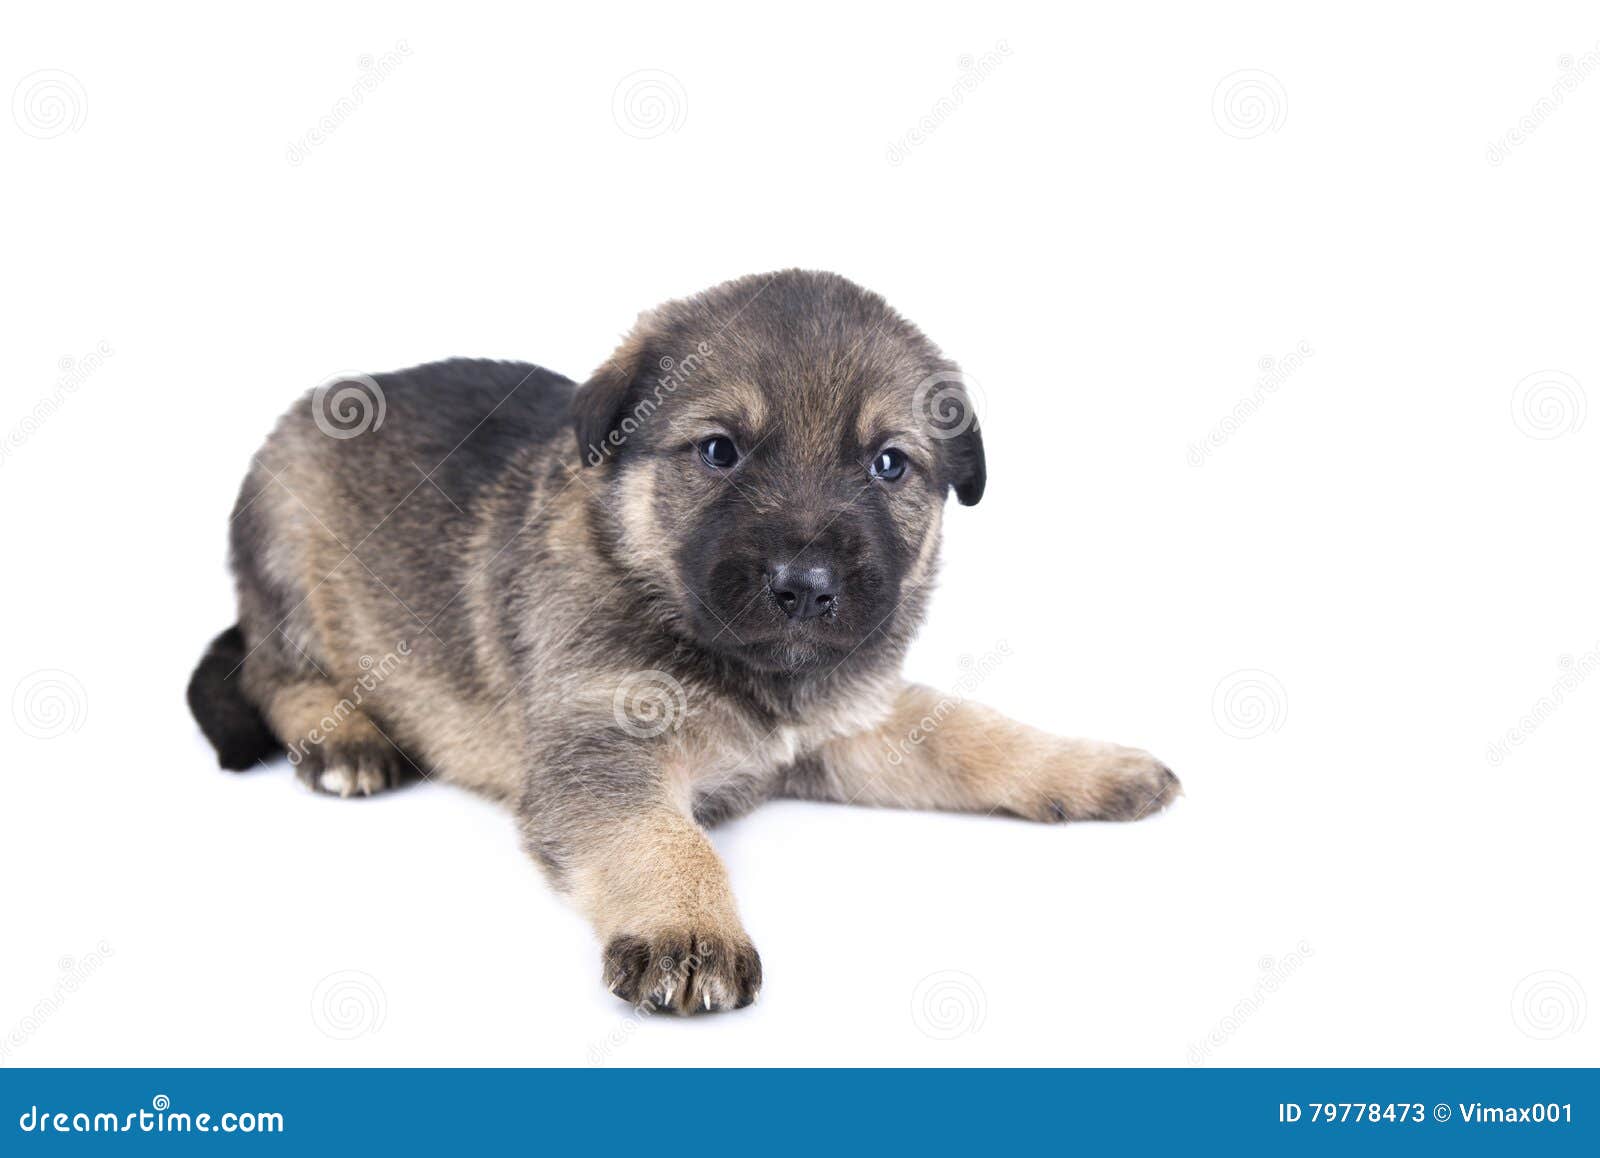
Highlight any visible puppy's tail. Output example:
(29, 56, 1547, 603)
(187, 626, 281, 771)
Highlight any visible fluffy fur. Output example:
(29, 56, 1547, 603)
(190, 270, 1178, 1013)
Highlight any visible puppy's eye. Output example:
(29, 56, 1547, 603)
(698, 435, 739, 470)
(870, 447, 909, 482)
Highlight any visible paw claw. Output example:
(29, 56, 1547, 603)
(295, 738, 414, 798)
(603, 932, 762, 1015)
(317, 765, 356, 797)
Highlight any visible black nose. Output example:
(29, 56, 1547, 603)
(769, 564, 839, 621)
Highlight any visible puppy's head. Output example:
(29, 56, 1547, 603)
(573, 270, 984, 675)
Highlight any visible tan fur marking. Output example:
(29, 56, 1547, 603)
(260, 681, 384, 750)
(677, 379, 768, 435)
(612, 461, 677, 581)
(801, 684, 1180, 821)
(568, 807, 746, 942)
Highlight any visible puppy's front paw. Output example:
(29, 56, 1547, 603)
(603, 931, 762, 1014)
(1016, 741, 1180, 823)
(292, 738, 411, 798)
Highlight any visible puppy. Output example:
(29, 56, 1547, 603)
(188, 270, 1179, 1013)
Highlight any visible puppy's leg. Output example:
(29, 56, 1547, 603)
(240, 639, 415, 797)
(522, 746, 760, 1013)
(784, 683, 1180, 823)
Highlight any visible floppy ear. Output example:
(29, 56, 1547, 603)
(917, 366, 986, 505)
(571, 329, 651, 467)
(949, 420, 986, 506)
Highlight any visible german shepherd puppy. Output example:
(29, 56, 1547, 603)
(188, 270, 1179, 1013)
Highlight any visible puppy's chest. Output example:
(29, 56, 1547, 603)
(670, 687, 894, 803)
(661, 722, 799, 826)
(675, 720, 812, 791)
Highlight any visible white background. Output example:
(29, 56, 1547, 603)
(2, 2, 1596, 1067)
